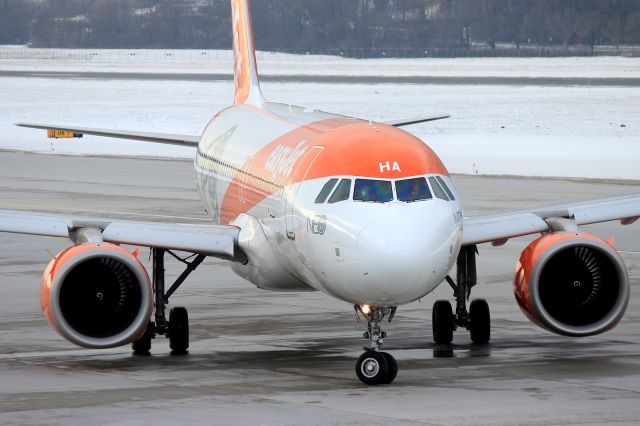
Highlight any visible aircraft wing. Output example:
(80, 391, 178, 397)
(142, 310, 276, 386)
(0, 210, 241, 260)
(383, 114, 450, 127)
(15, 122, 200, 147)
(463, 193, 640, 246)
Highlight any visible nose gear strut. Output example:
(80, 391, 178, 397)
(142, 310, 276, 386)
(354, 305, 398, 385)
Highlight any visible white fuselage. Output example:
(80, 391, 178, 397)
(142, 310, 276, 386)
(194, 102, 463, 307)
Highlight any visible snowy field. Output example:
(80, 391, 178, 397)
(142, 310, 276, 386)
(2, 46, 640, 79)
(0, 48, 638, 180)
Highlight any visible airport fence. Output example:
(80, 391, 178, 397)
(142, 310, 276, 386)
(0, 48, 234, 62)
(266, 44, 640, 58)
(1, 45, 639, 61)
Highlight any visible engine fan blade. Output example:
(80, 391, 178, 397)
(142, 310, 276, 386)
(575, 246, 602, 306)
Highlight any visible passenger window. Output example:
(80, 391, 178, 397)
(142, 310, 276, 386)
(435, 176, 455, 200)
(354, 179, 393, 203)
(328, 179, 351, 204)
(315, 178, 339, 203)
(396, 177, 432, 202)
(428, 176, 449, 201)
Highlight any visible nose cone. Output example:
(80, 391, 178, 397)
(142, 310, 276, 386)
(336, 202, 459, 306)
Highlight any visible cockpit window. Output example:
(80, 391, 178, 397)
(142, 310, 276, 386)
(354, 179, 393, 203)
(396, 177, 432, 202)
(315, 178, 338, 203)
(435, 176, 455, 200)
(429, 176, 450, 201)
(328, 178, 351, 204)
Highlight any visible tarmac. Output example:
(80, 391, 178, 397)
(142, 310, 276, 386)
(1, 69, 639, 86)
(1, 151, 640, 425)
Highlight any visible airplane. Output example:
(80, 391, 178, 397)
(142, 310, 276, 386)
(2, 0, 639, 385)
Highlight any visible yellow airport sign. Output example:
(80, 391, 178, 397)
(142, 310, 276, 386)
(47, 130, 83, 139)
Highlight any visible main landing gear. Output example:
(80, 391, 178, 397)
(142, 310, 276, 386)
(354, 305, 398, 385)
(432, 245, 491, 345)
(132, 248, 206, 355)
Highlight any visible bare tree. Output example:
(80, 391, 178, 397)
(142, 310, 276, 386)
(13, 0, 640, 55)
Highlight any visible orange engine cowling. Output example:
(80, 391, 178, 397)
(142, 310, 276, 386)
(41, 243, 153, 348)
(514, 232, 629, 337)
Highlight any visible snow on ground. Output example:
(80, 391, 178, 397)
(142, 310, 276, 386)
(1, 46, 640, 79)
(0, 49, 638, 180)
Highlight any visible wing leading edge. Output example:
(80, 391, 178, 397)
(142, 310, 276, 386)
(0, 210, 242, 261)
(15, 123, 200, 147)
(463, 193, 640, 246)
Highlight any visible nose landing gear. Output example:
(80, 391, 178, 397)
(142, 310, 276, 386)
(354, 305, 398, 385)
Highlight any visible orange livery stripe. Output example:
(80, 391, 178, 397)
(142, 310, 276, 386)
(219, 119, 448, 224)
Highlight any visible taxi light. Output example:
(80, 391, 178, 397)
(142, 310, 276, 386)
(361, 304, 371, 315)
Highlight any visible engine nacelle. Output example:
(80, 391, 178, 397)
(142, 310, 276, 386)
(514, 232, 629, 336)
(41, 243, 153, 348)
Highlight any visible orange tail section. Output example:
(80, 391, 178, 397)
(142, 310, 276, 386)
(231, 0, 263, 105)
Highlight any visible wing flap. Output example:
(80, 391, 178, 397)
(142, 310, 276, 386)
(16, 123, 200, 147)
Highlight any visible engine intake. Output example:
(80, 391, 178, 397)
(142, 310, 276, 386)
(41, 244, 152, 348)
(514, 233, 629, 336)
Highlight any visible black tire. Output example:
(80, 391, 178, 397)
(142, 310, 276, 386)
(132, 323, 152, 355)
(469, 299, 490, 344)
(169, 307, 189, 354)
(380, 352, 398, 384)
(432, 300, 454, 344)
(356, 351, 390, 386)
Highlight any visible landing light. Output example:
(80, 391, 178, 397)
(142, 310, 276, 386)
(361, 304, 371, 315)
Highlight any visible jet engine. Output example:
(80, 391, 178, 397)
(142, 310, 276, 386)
(514, 232, 629, 336)
(40, 243, 153, 348)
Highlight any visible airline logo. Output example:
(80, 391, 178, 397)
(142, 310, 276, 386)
(265, 141, 307, 178)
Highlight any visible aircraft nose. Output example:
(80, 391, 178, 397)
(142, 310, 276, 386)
(352, 203, 457, 305)
(358, 203, 452, 258)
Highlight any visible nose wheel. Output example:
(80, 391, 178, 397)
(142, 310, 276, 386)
(433, 245, 491, 345)
(356, 351, 398, 385)
(355, 305, 398, 385)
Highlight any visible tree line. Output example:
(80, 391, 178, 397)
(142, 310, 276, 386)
(2, 0, 640, 56)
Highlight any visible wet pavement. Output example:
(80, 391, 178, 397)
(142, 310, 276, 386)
(1, 151, 639, 425)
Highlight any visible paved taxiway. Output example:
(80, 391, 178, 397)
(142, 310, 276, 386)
(1, 69, 640, 86)
(1, 151, 640, 425)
